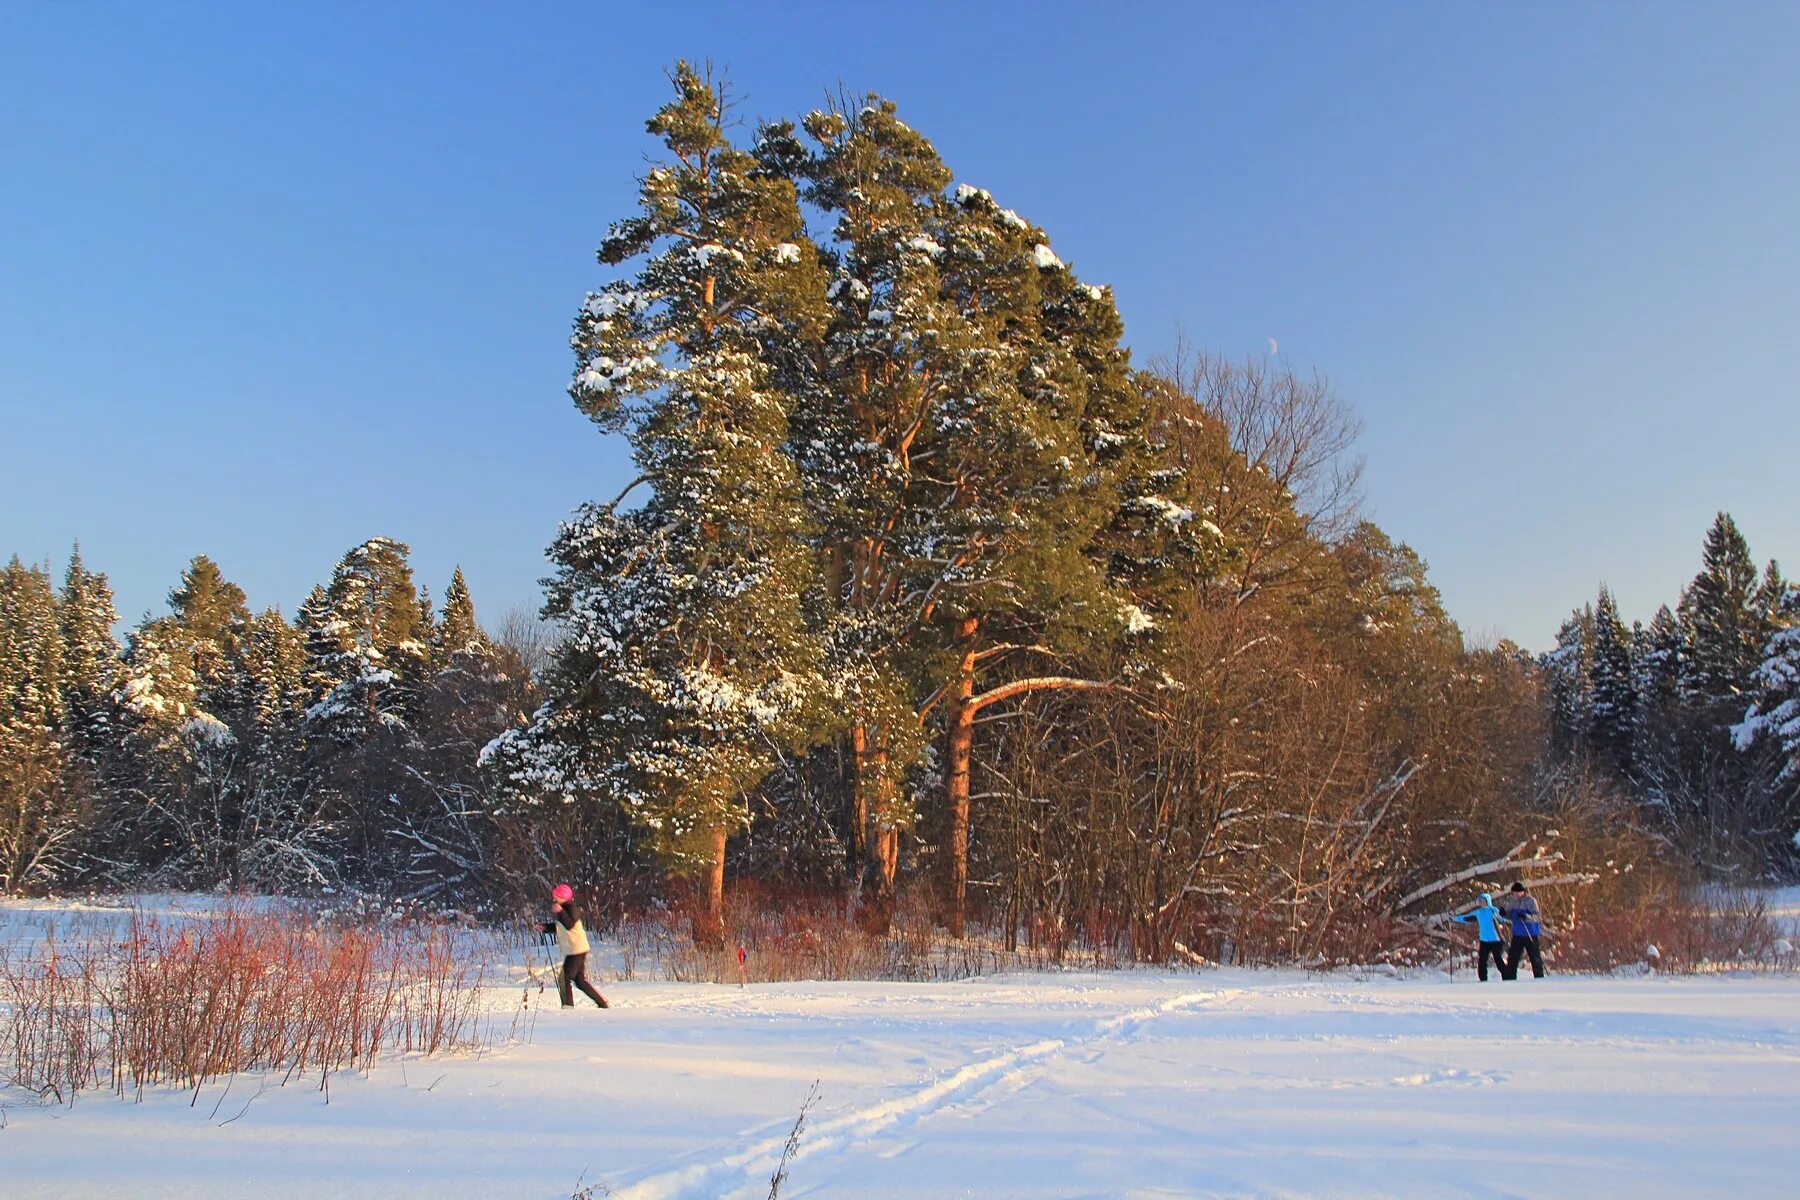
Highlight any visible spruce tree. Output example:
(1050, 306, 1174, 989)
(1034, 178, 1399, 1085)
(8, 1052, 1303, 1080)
(58, 545, 120, 765)
(485, 64, 829, 942)
(244, 607, 306, 736)
(298, 537, 430, 880)
(300, 537, 427, 730)
(1633, 603, 1684, 768)
(1735, 585, 1800, 789)
(1588, 586, 1637, 775)
(233, 606, 336, 890)
(0, 558, 66, 731)
(1635, 605, 1683, 718)
(411, 571, 536, 899)
(1679, 512, 1768, 726)
(1543, 606, 1595, 758)
(1754, 560, 1788, 622)
(116, 558, 260, 882)
(435, 567, 485, 655)
(295, 584, 334, 699)
(96, 617, 195, 879)
(416, 584, 438, 663)
(0, 558, 79, 891)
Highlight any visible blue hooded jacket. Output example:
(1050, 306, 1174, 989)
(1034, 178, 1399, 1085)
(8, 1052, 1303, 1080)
(1452, 894, 1506, 941)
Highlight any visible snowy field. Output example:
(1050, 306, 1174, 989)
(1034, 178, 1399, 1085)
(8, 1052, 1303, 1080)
(3, 901, 1799, 1199)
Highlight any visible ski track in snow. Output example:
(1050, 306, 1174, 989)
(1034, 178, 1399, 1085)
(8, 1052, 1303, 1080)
(609, 987, 1230, 1200)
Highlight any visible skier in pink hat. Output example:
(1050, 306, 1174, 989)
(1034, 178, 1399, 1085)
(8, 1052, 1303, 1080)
(541, 883, 609, 1008)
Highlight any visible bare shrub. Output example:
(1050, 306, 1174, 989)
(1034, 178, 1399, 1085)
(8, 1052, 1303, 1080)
(0, 904, 490, 1104)
(612, 879, 1136, 984)
(1554, 889, 1785, 974)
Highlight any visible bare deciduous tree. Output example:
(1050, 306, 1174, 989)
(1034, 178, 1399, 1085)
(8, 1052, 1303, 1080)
(491, 605, 561, 683)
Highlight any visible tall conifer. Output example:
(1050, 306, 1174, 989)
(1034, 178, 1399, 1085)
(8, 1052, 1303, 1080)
(1735, 584, 1800, 787)
(436, 567, 484, 655)
(1588, 586, 1637, 774)
(486, 64, 829, 942)
(58, 546, 120, 763)
(1544, 606, 1595, 757)
(767, 98, 1203, 933)
(166, 555, 252, 714)
(1679, 512, 1768, 725)
(0, 559, 78, 890)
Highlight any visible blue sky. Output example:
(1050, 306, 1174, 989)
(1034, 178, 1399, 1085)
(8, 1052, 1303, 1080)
(3, 2, 1796, 649)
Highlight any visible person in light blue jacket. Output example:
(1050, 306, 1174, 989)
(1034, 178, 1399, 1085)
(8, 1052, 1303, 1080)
(1451, 892, 1510, 981)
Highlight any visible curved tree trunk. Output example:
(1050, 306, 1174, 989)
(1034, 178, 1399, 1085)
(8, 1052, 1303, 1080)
(945, 618, 980, 938)
(940, 611, 1115, 940)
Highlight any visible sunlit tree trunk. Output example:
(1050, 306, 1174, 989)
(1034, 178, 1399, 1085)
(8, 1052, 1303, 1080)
(694, 823, 728, 949)
(945, 617, 980, 939)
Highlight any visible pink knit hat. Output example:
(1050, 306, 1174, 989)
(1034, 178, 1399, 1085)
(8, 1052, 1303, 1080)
(552, 883, 574, 903)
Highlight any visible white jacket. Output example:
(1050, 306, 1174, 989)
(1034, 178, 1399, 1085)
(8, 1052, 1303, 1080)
(555, 917, 590, 957)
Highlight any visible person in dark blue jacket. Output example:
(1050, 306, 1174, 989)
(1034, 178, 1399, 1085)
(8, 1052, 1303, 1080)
(1500, 881, 1546, 979)
(1451, 893, 1511, 981)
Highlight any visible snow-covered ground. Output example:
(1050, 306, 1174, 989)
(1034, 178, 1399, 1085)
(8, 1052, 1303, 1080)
(3, 904, 1799, 1199)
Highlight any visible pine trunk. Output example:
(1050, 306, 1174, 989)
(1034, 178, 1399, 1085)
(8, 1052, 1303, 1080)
(856, 737, 900, 934)
(850, 724, 871, 875)
(695, 823, 728, 949)
(945, 616, 979, 939)
(871, 821, 898, 895)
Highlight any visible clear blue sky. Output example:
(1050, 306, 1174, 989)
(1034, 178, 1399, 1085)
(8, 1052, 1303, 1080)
(3, 2, 1796, 650)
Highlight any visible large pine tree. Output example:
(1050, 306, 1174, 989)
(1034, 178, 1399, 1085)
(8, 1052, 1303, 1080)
(767, 96, 963, 904)
(767, 98, 1207, 935)
(486, 64, 830, 943)
(925, 176, 1218, 936)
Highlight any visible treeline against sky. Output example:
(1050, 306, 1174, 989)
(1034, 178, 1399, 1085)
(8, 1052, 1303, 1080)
(4, 64, 1796, 961)
(0, 541, 536, 898)
(1544, 513, 1799, 876)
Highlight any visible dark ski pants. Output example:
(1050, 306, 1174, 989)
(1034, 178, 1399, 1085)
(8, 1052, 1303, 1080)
(1477, 940, 1509, 981)
(560, 953, 608, 1007)
(1507, 935, 1545, 979)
